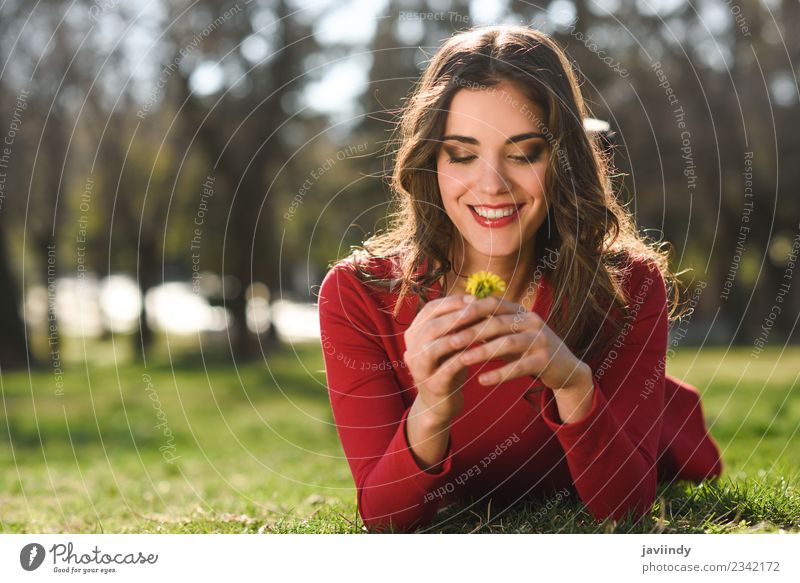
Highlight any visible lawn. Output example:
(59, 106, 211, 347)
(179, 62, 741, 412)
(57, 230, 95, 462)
(1, 339, 798, 534)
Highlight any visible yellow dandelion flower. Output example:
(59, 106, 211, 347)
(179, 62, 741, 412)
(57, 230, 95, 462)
(465, 271, 507, 299)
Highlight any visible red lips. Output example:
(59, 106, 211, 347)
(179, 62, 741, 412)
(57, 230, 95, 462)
(468, 204, 524, 228)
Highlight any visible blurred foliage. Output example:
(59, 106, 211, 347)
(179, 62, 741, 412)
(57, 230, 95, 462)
(0, 0, 798, 368)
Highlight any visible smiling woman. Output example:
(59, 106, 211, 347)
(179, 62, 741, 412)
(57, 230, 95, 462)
(317, 25, 722, 533)
(435, 82, 550, 300)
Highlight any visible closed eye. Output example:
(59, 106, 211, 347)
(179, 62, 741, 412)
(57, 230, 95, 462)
(442, 146, 545, 165)
(441, 145, 477, 164)
(509, 148, 544, 164)
(447, 154, 477, 164)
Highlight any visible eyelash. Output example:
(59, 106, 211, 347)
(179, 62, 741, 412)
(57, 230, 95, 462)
(446, 150, 543, 165)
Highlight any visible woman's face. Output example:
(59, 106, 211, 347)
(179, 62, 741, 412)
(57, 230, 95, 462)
(436, 81, 550, 264)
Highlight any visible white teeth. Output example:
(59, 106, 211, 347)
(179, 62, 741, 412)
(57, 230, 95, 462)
(472, 206, 518, 219)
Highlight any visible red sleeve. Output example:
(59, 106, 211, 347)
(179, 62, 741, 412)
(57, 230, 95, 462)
(317, 263, 455, 533)
(538, 259, 668, 522)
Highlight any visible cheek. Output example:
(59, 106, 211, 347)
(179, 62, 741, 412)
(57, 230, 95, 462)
(520, 161, 548, 194)
(514, 169, 548, 216)
(436, 162, 468, 201)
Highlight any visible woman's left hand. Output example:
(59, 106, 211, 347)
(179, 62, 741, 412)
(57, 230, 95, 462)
(447, 295, 592, 391)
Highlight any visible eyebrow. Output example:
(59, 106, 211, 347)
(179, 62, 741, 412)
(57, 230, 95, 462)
(439, 132, 546, 145)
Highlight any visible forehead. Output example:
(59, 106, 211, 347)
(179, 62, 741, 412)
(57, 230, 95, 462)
(443, 82, 545, 138)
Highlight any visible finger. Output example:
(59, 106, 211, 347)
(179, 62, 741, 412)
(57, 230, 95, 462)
(460, 331, 544, 365)
(478, 353, 546, 386)
(450, 314, 516, 349)
(450, 312, 544, 349)
(432, 349, 469, 388)
(425, 296, 521, 339)
(418, 294, 475, 321)
(407, 335, 465, 374)
(452, 295, 524, 325)
(509, 310, 545, 334)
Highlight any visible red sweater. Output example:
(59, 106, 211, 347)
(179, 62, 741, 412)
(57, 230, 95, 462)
(317, 256, 722, 532)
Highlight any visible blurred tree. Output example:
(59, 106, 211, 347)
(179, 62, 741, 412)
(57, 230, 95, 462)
(0, 0, 797, 368)
(0, 226, 28, 369)
(0, 0, 91, 368)
(165, 0, 327, 358)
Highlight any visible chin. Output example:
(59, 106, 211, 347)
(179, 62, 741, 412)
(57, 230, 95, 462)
(464, 237, 525, 259)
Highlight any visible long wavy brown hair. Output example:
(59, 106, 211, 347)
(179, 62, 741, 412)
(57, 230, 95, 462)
(343, 25, 685, 365)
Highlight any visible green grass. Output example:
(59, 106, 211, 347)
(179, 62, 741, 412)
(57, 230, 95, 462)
(1, 339, 798, 533)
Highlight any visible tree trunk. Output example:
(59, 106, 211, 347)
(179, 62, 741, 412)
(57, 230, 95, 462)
(132, 239, 158, 360)
(0, 229, 31, 369)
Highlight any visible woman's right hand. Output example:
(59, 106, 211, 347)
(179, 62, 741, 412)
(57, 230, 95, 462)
(403, 295, 476, 426)
(404, 293, 522, 426)
(402, 293, 522, 471)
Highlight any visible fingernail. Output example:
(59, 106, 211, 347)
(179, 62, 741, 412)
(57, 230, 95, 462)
(479, 374, 493, 384)
(463, 295, 476, 303)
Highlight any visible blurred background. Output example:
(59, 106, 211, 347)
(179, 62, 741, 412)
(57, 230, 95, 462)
(1, 0, 799, 370)
(0, 0, 798, 533)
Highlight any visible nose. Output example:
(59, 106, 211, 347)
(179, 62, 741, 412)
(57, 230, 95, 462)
(475, 156, 511, 195)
